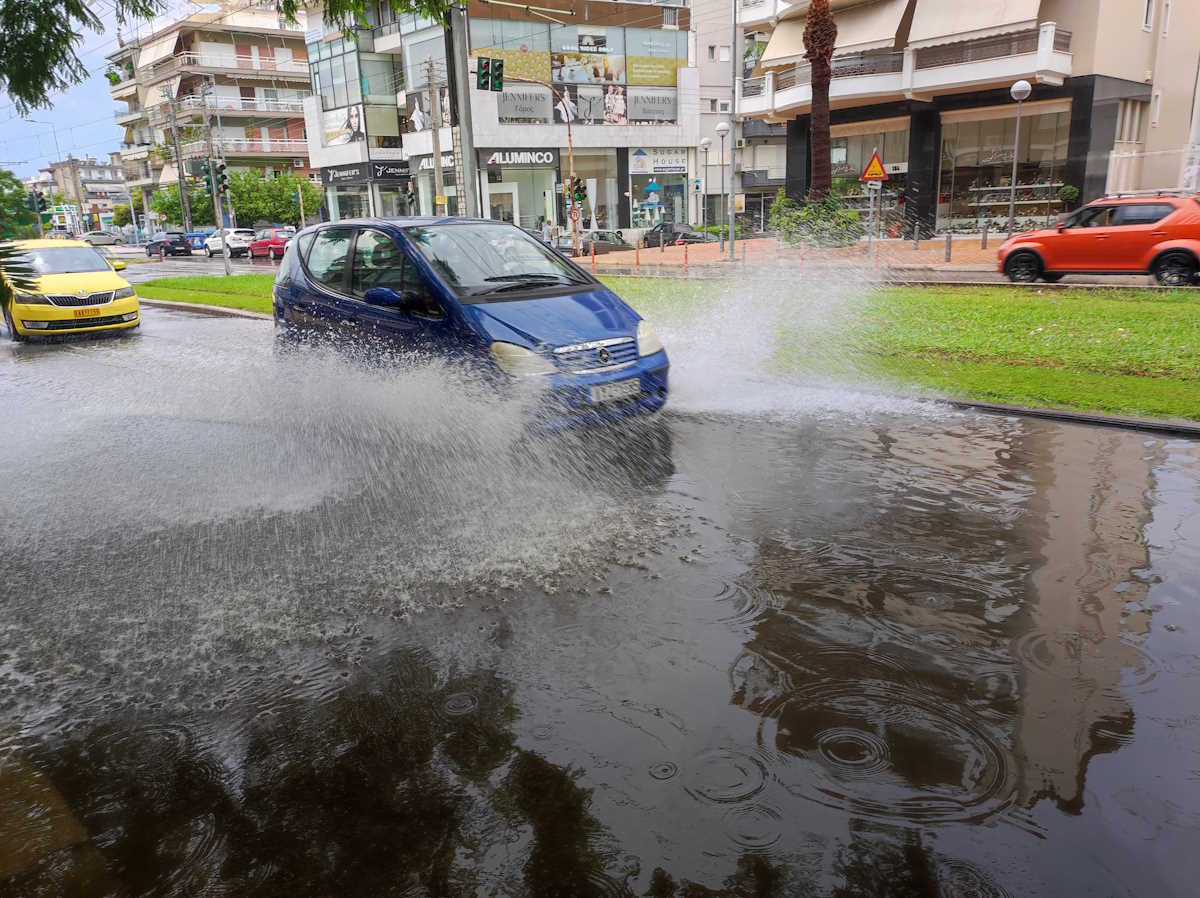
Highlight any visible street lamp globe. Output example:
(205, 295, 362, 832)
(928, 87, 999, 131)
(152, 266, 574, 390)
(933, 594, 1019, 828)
(700, 136, 713, 149)
(1010, 79, 1032, 102)
(714, 121, 730, 137)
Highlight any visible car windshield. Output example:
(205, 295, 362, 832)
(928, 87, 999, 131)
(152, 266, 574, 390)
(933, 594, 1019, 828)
(233, 230, 254, 237)
(275, 229, 296, 239)
(403, 223, 589, 301)
(21, 246, 113, 275)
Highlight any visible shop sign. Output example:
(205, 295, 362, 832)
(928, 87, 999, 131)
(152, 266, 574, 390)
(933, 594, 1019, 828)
(497, 87, 553, 124)
(630, 147, 687, 175)
(626, 88, 677, 123)
(411, 153, 456, 172)
(321, 162, 369, 185)
(480, 148, 560, 168)
(884, 162, 908, 175)
(578, 31, 610, 54)
(371, 161, 410, 181)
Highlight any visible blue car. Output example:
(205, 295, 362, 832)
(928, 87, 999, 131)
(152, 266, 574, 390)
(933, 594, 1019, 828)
(272, 218, 668, 424)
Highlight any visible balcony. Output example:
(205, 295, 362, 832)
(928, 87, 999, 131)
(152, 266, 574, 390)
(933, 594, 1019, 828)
(738, 0, 797, 29)
(740, 23, 1072, 119)
(114, 107, 146, 126)
(110, 76, 138, 99)
(139, 51, 309, 85)
(120, 143, 153, 160)
(149, 94, 308, 125)
(179, 137, 310, 159)
(741, 168, 785, 189)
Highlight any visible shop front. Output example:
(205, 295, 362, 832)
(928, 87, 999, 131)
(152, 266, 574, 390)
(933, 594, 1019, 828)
(369, 160, 413, 217)
(558, 149, 620, 232)
(629, 147, 688, 229)
(936, 100, 1072, 234)
(478, 147, 560, 230)
(322, 162, 372, 220)
(410, 152, 457, 216)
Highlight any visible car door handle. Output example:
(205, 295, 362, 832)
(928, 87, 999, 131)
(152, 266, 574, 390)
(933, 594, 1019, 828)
(1152, 231, 1168, 237)
(1094, 234, 1110, 239)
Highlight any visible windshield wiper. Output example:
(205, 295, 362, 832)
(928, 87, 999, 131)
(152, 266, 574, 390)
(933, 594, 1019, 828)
(475, 274, 586, 294)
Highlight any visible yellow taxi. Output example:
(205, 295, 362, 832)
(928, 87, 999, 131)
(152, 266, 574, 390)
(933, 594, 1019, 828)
(3, 239, 140, 341)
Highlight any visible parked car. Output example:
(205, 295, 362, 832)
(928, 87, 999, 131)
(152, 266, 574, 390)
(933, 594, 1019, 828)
(998, 193, 1200, 285)
(250, 227, 296, 260)
(145, 232, 192, 256)
(273, 218, 668, 425)
(3, 239, 139, 341)
(81, 230, 124, 246)
(641, 223, 706, 247)
(204, 228, 255, 258)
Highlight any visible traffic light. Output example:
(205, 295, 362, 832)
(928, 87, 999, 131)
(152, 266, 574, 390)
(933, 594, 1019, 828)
(216, 161, 228, 194)
(477, 57, 490, 91)
(25, 191, 36, 212)
(490, 58, 503, 91)
(36, 191, 47, 212)
(202, 161, 213, 193)
(571, 176, 585, 204)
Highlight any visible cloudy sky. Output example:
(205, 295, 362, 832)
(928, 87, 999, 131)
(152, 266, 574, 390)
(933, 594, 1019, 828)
(0, 2, 163, 180)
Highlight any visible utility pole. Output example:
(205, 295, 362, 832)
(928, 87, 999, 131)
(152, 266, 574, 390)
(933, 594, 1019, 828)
(200, 84, 231, 275)
(728, 0, 739, 262)
(297, 185, 306, 228)
(427, 57, 446, 216)
(207, 75, 237, 227)
(162, 86, 192, 231)
(448, 4, 479, 217)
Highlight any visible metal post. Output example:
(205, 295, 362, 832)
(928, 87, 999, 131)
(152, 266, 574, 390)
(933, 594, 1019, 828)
(718, 133, 726, 253)
(297, 186, 306, 229)
(449, 4, 479, 217)
(728, 0, 738, 263)
(944, 231, 952, 262)
(981, 220, 988, 249)
(701, 145, 709, 240)
(127, 190, 141, 245)
(200, 86, 231, 276)
(208, 75, 235, 228)
(1007, 98, 1023, 239)
(912, 223, 920, 250)
(162, 88, 192, 232)
(427, 58, 445, 216)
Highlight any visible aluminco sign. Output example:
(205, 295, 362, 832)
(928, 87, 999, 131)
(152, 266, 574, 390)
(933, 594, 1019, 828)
(482, 148, 559, 168)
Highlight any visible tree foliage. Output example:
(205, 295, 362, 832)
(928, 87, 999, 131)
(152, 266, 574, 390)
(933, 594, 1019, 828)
(227, 170, 322, 227)
(768, 187, 862, 247)
(0, 169, 39, 239)
(277, 0, 451, 36)
(803, 0, 837, 201)
(150, 183, 213, 228)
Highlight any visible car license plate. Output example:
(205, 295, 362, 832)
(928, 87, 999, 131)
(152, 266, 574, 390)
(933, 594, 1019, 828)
(590, 378, 641, 404)
(73, 308, 102, 319)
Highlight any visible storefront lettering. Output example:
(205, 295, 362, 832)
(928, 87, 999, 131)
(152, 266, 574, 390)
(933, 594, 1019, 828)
(484, 150, 558, 167)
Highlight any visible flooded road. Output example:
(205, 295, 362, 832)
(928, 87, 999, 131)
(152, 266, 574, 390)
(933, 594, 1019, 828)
(2, 308, 1199, 896)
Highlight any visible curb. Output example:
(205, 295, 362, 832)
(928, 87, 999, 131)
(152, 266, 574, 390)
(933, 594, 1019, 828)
(140, 298, 271, 320)
(939, 397, 1200, 438)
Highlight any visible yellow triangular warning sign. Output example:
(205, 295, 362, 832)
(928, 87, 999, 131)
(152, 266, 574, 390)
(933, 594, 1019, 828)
(860, 150, 888, 182)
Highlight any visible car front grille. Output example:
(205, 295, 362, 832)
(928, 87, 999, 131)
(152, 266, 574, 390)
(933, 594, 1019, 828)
(41, 313, 133, 330)
(553, 337, 638, 372)
(46, 291, 114, 307)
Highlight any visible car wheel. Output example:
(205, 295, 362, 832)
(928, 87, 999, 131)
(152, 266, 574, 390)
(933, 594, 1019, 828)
(1042, 272, 1063, 283)
(1154, 252, 1197, 287)
(147, 247, 154, 257)
(268, 247, 277, 261)
(4, 303, 27, 342)
(206, 246, 213, 257)
(1005, 251, 1041, 283)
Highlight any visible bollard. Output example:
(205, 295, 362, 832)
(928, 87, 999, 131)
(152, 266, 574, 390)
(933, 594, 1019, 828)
(981, 221, 989, 250)
(635, 240, 641, 272)
(590, 238, 596, 273)
(741, 240, 746, 265)
(945, 231, 952, 262)
(659, 231, 665, 254)
(683, 241, 688, 277)
(912, 224, 920, 251)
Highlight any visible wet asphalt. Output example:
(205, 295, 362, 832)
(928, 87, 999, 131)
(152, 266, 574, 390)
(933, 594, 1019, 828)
(1, 307, 1198, 896)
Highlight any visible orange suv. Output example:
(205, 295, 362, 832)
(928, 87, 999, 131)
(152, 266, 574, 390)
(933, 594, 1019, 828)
(997, 193, 1200, 286)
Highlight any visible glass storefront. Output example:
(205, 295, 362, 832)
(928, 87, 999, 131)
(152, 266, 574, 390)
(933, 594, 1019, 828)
(484, 166, 558, 229)
(937, 105, 1072, 233)
(413, 169, 457, 216)
(326, 184, 369, 220)
(631, 173, 685, 229)
(559, 150, 619, 231)
(830, 124, 909, 238)
(373, 183, 413, 217)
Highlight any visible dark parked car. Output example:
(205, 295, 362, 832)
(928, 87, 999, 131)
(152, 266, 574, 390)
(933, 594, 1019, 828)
(641, 223, 706, 247)
(145, 231, 192, 256)
(554, 230, 632, 256)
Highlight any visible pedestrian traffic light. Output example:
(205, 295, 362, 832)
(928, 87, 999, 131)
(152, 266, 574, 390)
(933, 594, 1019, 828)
(490, 58, 503, 92)
(216, 161, 228, 194)
(36, 191, 47, 212)
(477, 57, 490, 91)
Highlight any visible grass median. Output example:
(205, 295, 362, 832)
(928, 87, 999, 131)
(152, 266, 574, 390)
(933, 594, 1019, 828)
(136, 272, 1200, 422)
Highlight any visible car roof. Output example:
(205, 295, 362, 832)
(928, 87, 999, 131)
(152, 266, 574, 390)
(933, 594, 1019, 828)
(1095, 194, 1199, 205)
(13, 239, 91, 248)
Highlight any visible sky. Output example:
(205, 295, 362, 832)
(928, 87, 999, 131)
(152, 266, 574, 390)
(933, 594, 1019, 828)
(0, 2, 142, 180)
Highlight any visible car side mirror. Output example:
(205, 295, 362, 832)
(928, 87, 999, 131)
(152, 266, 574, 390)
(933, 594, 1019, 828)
(363, 286, 405, 306)
(110, 260, 126, 270)
(1057, 222, 1066, 231)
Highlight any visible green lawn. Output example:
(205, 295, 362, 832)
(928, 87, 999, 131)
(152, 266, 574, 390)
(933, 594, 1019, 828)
(135, 273, 1200, 422)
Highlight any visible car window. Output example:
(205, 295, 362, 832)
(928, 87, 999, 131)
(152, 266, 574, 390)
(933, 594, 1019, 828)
(295, 231, 316, 262)
(1112, 203, 1175, 226)
(1072, 207, 1114, 228)
(21, 247, 111, 274)
(350, 229, 407, 297)
(305, 228, 353, 292)
(402, 255, 443, 318)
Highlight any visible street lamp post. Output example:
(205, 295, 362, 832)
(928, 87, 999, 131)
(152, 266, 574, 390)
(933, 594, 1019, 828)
(1006, 79, 1032, 239)
(700, 137, 712, 242)
(715, 121, 730, 253)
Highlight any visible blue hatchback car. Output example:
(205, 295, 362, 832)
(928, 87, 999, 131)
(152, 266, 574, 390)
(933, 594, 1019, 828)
(272, 218, 668, 424)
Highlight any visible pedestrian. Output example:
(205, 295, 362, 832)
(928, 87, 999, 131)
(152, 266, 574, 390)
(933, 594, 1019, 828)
(542, 218, 554, 247)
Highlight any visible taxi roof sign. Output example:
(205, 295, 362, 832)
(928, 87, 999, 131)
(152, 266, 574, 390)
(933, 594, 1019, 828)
(860, 150, 888, 182)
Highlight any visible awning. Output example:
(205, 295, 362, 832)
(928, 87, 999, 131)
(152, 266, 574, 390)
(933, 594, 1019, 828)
(833, 0, 909, 54)
(157, 162, 178, 187)
(136, 31, 180, 68)
(161, 75, 181, 98)
(760, 20, 807, 69)
(908, 0, 1042, 48)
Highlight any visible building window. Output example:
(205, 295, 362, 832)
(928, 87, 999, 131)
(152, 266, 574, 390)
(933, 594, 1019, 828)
(1162, 0, 1171, 35)
(719, 45, 730, 62)
(719, 100, 730, 113)
(707, 45, 715, 61)
(708, 98, 717, 112)
(1151, 91, 1161, 126)
(1142, 0, 1154, 29)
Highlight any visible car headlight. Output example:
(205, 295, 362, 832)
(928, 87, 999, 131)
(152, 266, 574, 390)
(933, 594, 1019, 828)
(113, 287, 135, 299)
(13, 291, 49, 305)
(490, 341, 555, 377)
(637, 319, 664, 357)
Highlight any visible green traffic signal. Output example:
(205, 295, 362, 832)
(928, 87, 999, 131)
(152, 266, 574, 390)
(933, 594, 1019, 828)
(36, 191, 47, 212)
(490, 57, 503, 92)
(477, 57, 490, 91)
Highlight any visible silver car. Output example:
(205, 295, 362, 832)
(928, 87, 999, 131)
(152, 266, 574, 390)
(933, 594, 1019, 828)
(81, 230, 124, 246)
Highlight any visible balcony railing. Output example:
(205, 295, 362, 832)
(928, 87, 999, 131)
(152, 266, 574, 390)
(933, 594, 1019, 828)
(743, 77, 766, 98)
(150, 94, 308, 124)
(179, 137, 310, 157)
(915, 29, 1067, 69)
(140, 51, 309, 83)
(114, 108, 146, 125)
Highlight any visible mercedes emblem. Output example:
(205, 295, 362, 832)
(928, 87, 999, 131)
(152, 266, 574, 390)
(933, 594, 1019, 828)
(596, 346, 612, 365)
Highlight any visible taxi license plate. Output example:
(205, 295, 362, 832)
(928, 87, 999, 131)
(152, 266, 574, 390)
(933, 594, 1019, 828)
(73, 308, 102, 319)
(590, 378, 640, 404)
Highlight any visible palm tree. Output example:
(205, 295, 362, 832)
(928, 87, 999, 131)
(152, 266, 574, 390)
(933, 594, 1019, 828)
(804, 0, 838, 200)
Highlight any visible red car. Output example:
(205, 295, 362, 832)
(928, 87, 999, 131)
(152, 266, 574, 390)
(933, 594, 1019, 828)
(249, 227, 296, 261)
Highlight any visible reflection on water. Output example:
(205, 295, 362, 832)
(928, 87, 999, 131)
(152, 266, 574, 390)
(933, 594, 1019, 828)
(2, 311, 1199, 895)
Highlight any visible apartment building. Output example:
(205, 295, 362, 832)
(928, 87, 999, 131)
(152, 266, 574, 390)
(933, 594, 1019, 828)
(739, 0, 1200, 236)
(304, 0, 698, 234)
(106, 1, 313, 215)
(39, 153, 128, 228)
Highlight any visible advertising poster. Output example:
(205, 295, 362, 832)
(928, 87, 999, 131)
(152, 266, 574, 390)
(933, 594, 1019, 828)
(554, 83, 628, 124)
(404, 89, 450, 132)
(626, 88, 677, 123)
(498, 86, 552, 124)
(322, 104, 365, 146)
(551, 28, 624, 85)
(469, 46, 551, 84)
(625, 28, 685, 87)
